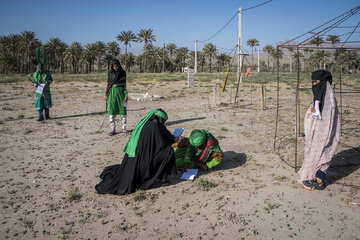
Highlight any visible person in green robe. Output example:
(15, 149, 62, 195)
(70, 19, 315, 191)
(173, 129, 224, 171)
(105, 60, 128, 136)
(30, 47, 53, 121)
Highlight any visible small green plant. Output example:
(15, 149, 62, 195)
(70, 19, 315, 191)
(55, 121, 63, 126)
(133, 190, 147, 202)
(221, 127, 228, 132)
(24, 129, 33, 134)
(195, 178, 217, 191)
(2, 106, 12, 111)
(67, 189, 81, 201)
(237, 123, 244, 126)
(217, 135, 225, 140)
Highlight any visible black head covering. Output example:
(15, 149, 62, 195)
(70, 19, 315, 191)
(108, 59, 126, 86)
(311, 70, 332, 112)
(149, 108, 167, 125)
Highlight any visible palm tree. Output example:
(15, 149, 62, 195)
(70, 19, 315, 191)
(246, 38, 259, 66)
(326, 35, 340, 49)
(217, 53, 231, 71)
(339, 51, 357, 73)
(57, 42, 68, 74)
(65, 42, 83, 74)
(137, 29, 156, 72)
(20, 30, 38, 72)
(202, 43, 217, 72)
(127, 53, 136, 71)
(270, 48, 283, 71)
(263, 45, 273, 72)
(84, 43, 97, 73)
(103, 53, 114, 70)
(94, 41, 106, 72)
(292, 51, 304, 72)
(197, 51, 206, 72)
(310, 36, 324, 50)
(46, 37, 63, 72)
(166, 43, 177, 59)
(176, 47, 188, 71)
(116, 31, 137, 70)
(106, 41, 120, 57)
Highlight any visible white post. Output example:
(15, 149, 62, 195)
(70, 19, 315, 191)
(237, 7, 242, 83)
(290, 56, 292, 73)
(257, 48, 260, 72)
(195, 38, 198, 73)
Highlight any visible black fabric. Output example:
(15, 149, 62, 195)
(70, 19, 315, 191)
(95, 120, 176, 195)
(107, 60, 126, 87)
(312, 70, 332, 113)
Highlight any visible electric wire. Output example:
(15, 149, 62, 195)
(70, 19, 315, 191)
(198, 0, 273, 43)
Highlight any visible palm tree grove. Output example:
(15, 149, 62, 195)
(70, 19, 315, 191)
(1, 30, 358, 75)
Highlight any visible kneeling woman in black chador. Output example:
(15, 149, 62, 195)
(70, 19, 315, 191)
(95, 109, 177, 195)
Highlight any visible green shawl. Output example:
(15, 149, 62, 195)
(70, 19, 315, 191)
(123, 109, 168, 157)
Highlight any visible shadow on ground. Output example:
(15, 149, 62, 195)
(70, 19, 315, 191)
(166, 117, 207, 126)
(326, 146, 360, 189)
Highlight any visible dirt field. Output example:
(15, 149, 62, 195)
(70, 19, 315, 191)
(1, 73, 359, 239)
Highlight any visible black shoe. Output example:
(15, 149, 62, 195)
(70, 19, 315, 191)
(37, 116, 44, 121)
(45, 116, 51, 120)
(108, 131, 116, 136)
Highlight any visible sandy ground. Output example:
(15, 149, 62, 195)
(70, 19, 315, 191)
(0, 75, 359, 239)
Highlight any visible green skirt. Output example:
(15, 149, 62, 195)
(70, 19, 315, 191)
(107, 86, 126, 115)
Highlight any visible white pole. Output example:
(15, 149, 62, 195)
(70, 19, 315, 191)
(290, 55, 292, 73)
(257, 48, 260, 72)
(195, 38, 198, 73)
(237, 7, 242, 83)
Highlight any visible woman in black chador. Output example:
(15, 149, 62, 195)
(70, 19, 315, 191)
(95, 109, 177, 195)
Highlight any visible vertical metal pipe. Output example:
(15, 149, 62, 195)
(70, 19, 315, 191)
(237, 8, 242, 83)
(295, 47, 301, 172)
(195, 38, 198, 73)
(340, 63, 343, 131)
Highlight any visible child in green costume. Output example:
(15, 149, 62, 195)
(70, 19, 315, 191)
(173, 129, 224, 171)
(29, 47, 53, 121)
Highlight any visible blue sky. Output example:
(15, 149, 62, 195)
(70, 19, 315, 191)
(0, 0, 359, 54)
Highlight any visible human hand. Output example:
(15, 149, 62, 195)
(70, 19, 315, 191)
(197, 163, 208, 171)
(105, 96, 108, 101)
(182, 163, 189, 173)
(311, 107, 315, 113)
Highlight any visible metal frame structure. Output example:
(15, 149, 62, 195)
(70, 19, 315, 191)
(274, 6, 360, 171)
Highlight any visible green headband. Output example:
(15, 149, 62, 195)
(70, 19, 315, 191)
(123, 109, 168, 157)
(189, 129, 206, 147)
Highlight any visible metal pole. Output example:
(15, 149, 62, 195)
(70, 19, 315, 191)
(237, 8, 242, 83)
(340, 63, 343, 130)
(195, 38, 198, 73)
(162, 43, 165, 72)
(234, 54, 245, 104)
(257, 48, 260, 72)
(295, 46, 301, 172)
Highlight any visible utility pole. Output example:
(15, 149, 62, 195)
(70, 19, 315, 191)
(162, 43, 165, 72)
(237, 8, 242, 83)
(257, 48, 260, 72)
(195, 38, 198, 73)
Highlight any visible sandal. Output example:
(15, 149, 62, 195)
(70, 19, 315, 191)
(302, 180, 315, 190)
(310, 179, 326, 190)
